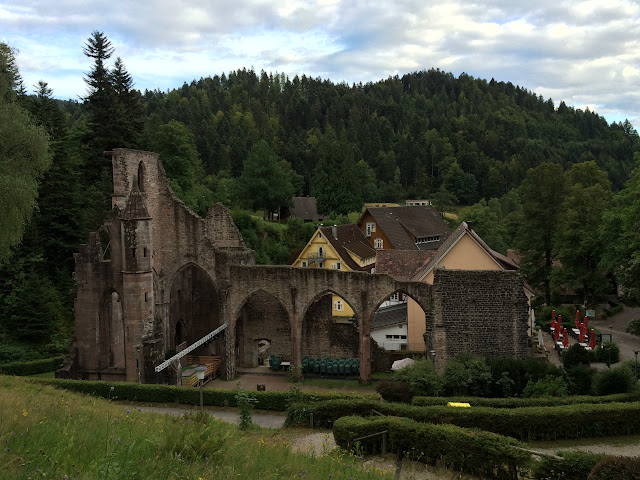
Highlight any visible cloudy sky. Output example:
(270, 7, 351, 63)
(2, 0, 639, 127)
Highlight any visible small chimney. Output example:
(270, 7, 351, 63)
(332, 225, 338, 240)
(466, 221, 473, 231)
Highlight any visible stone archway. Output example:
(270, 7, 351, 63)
(234, 290, 291, 368)
(168, 264, 221, 355)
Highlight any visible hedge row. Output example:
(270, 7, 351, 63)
(0, 356, 64, 376)
(286, 398, 640, 441)
(29, 378, 379, 411)
(333, 416, 529, 480)
(530, 451, 606, 480)
(412, 392, 640, 408)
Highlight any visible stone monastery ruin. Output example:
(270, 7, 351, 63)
(58, 149, 530, 384)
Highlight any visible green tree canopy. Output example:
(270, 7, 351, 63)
(516, 162, 565, 304)
(236, 140, 294, 219)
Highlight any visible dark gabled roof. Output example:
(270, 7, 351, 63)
(320, 224, 376, 271)
(372, 303, 407, 330)
(375, 250, 436, 280)
(361, 206, 451, 250)
(288, 196, 323, 221)
(412, 221, 518, 281)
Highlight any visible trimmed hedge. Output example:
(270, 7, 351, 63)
(412, 392, 640, 408)
(333, 416, 529, 480)
(588, 456, 640, 480)
(28, 377, 379, 411)
(286, 398, 640, 441)
(0, 356, 64, 376)
(531, 451, 606, 480)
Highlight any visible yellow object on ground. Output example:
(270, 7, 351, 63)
(447, 402, 471, 407)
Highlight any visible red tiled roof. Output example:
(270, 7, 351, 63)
(376, 250, 436, 280)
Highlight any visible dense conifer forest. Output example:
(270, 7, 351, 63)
(1, 32, 639, 360)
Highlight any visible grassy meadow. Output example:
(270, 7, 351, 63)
(0, 375, 393, 480)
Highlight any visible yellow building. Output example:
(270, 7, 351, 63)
(293, 224, 376, 319)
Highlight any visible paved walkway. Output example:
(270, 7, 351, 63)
(122, 404, 286, 428)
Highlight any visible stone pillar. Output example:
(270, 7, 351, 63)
(290, 312, 303, 382)
(358, 291, 373, 384)
(220, 289, 235, 380)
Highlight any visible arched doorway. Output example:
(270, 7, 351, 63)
(168, 264, 221, 355)
(235, 290, 290, 368)
(301, 291, 359, 374)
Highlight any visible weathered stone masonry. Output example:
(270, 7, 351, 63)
(59, 148, 530, 384)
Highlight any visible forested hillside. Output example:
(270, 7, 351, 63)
(1, 32, 639, 361)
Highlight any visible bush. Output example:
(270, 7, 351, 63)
(411, 392, 640, 408)
(442, 355, 492, 397)
(375, 380, 413, 403)
(588, 456, 640, 480)
(31, 377, 380, 411)
(286, 397, 640, 441)
(522, 375, 568, 398)
(333, 416, 529, 479)
(486, 357, 563, 397)
(531, 451, 605, 480)
(592, 365, 636, 396)
(394, 357, 442, 396)
(563, 343, 592, 369)
(566, 364, 594, 395)
(535, 305, 575, 332)
(594, 342, 620, 365)
(0, 356, 64, 376)
(626, 318, 640, 336)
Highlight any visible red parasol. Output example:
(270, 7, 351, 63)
(589, 329, 596, 349)
(579, 325, 585, 343)
(563, 328, 569, 349)
(554, 328, 560, 342)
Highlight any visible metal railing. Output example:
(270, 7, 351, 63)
(155, 323, 228, 373)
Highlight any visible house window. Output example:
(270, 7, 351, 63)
(318, 246, 324, 257)
(332, 262, 341, 270)
(366, 222, 376, 236)
(301, 261, 307, 267)
(390, 293, 398, 301)
(318, 232, 322, 239)
(318, 262, 324, 268)
(374, 238, 383, 249)
(334, 300, 344, 311)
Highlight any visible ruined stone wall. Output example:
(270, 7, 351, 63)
(429, 268, 530, 370)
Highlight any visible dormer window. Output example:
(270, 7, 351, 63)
(417, 235, 440, 244)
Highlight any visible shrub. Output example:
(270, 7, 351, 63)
(535, 305, 575, 332)
(566, 364, 594, 395)
(531, 451, 605, 480)
(442, 355, 492, 397)
(31, 377, 380, 411)
(234, 384, 257, 429)
(375, 380, 413, 403)
(522, 375, 568, 398)
(594, 342, 620, 365)
(394, 357, 442, 396)
(411, 392, 640, 408)
(563, 343, 592, 369)
(287, 397, 640, 441)
(333, 415, 529, 479)
(592, 365, 636, 396)
(0, 356, 64, 376)
(626, 318, 640, 336)
(588, 456, 640, 480)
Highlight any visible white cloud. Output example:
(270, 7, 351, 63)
(1, 0, 639, 127)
